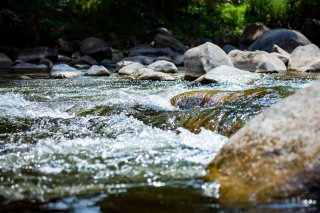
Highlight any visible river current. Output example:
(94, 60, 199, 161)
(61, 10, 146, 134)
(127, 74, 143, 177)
(0, 74, 318, 212)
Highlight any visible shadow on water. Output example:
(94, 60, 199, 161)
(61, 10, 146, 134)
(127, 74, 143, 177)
(0, 185, 319, 213)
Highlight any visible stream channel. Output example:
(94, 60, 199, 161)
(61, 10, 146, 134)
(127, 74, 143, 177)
(0, 73, 319, 212)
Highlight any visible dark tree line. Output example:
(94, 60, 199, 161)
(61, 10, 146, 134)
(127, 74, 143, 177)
(0, 0, 319, 48)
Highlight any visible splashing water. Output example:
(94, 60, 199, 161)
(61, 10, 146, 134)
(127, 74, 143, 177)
(0, 76, 318, 212)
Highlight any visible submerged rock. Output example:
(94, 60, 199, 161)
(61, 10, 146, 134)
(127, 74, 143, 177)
(228, 50, 287, 73)
(147, 60, 178, 73)
(194, 65, 263, 85)
(184, 42, 234, 80)
(51, 64, 83, 78)
(248, 29, 311, 53)
(85, 65, 110, 76)
(288, 44, 320, 72)
(206, 81, 320, 204)
(171, 88, 269, 110)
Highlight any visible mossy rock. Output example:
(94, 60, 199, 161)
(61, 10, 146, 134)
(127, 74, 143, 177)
(170, 88, 269, 110)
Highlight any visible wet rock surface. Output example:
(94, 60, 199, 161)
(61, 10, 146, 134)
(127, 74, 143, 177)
(170, 88, 269, 110)
(206, 81, 320, 204)
(229, 50, 287, 73)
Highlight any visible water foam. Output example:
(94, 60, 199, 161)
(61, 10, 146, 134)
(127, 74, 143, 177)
(0, 93, 72, 118)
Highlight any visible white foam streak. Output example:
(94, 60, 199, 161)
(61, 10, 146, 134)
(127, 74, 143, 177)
(0, 93, 72, 118)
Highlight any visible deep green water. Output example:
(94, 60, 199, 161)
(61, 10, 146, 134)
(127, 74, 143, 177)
(0, 74, 319, 212)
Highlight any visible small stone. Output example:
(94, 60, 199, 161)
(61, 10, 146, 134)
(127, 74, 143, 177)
(51, 64, 83, 78)
(86, 65, 110, 76)
(118, 62, 145, 76)
(147, 60, 178, 73)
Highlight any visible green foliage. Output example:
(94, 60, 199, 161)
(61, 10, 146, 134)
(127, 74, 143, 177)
(245, 0, 320, 27)
(1, 0, 319, 48)
(218, 3, 248, 35)
(246, 0, 291, 26)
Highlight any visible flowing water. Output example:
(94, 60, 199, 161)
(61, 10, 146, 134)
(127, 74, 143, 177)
(0, 74, 319, 212)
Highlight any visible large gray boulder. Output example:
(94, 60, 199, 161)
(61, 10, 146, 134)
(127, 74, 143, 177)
(80, 37, 112, 61)
(0, 53, 13, 68)
(239, 22, 269, 49)
(128, 45, 173, 57)
(248, 29, 312, 53)
(17, 46, 58, 63)
(288, 44, 320, 72)
(228, 50, 287, 73)
(206, 81, 320, 204)
(184, 42, 234, 80)
(195, 65, 263, 85)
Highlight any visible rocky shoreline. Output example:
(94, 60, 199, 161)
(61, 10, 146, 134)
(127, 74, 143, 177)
(1, 22, 320, 81)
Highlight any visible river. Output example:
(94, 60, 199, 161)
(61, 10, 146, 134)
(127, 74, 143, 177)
(0, 74, 318, 212)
